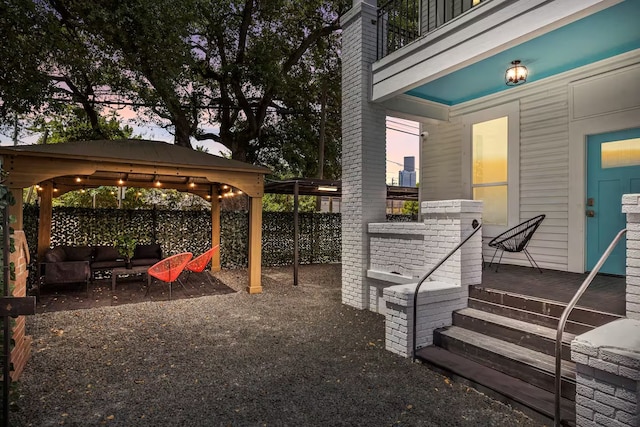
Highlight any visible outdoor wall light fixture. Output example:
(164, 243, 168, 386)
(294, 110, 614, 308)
(317, 185, 338, 192)
(505, 60, 528, 86)
(75, 176, 82, 183)
(118, 178, 125, 185)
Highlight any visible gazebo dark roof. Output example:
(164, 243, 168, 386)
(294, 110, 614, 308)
(0, 139, 270, 197)
(3, 139, 269, 173)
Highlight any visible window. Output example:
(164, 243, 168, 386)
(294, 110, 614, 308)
(462, 101, 520, 233)
(472, 117, 508, 225)
(601, 138, 640, 169)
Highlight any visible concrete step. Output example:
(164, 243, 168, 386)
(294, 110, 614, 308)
(434, 326, 576, 401)
(453, 307, 575, 361)
(469, 287, 623, 328)
(415, 346, 576, 426)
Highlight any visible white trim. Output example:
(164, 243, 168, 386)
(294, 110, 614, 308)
(567, 107, 640, 273)
(382, 94, 449, 123)
(462, 101, 520, 236)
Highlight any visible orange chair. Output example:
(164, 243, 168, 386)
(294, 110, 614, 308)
(184, 245, 220, 286)
(147, 252, 193, 300)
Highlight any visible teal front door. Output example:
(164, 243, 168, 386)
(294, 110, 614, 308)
(586, 128, 640, 275)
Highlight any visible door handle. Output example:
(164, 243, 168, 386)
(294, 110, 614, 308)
(586, 210, 595, 217)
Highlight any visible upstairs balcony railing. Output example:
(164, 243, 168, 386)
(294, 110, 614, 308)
(377, 0, 487, 59)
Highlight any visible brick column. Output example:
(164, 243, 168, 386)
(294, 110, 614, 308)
(421, 200, 483, 285)
(10, 230, 33, 380)
(622, 194, 640, 319)
(571, 319, 639, 427)
(341, 0, 387, 310)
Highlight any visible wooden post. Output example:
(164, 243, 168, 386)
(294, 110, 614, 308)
(210, 185, 221, 272)
(37, 181, 53, 263)
(247, 196, 262, 294)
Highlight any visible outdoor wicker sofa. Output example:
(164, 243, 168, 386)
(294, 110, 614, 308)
(38, 244, 162, 297)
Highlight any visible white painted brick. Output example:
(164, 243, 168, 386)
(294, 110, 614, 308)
(593, 413, 630, 427)
(615, 387, 638, 403)
(576, 403, 595, 420)
(576, 394, 615, 417)
(594, 391, 637, 414)
(616, 410, 639, 426)
(572, 340, 601, 357)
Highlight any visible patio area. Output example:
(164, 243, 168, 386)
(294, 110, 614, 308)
(34, 272, 237, 314)
(32, 262, 627, 317)
(12, 264, 542, 426)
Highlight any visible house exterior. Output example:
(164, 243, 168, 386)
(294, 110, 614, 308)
(341, 0, 640, 311)
(342, 1, 640, 423)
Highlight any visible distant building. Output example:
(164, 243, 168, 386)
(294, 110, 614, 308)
(398, 156, 416, 187)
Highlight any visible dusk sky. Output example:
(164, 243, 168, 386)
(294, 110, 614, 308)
(1, 114, 420, 185)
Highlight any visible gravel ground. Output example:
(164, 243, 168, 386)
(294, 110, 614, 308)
(11, 264, 542, 427)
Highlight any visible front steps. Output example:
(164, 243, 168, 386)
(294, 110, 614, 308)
(415, 287, 624, 425)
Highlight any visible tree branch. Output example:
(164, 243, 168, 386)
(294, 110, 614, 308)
(236, 0, 254, 64)
(194, 132, 221, 142)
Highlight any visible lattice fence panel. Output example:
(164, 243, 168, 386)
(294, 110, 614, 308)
(23, 207, 343, 274)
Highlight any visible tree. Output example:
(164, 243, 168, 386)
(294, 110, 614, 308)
(1, 0, 126, 139)
(31, 106, 134, 144)
(401, 200, 419, 215)
(2, 0, 347, 184)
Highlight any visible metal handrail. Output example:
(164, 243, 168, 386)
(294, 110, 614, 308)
(411, 221, 482, 361)
(553, 228, 627, 426)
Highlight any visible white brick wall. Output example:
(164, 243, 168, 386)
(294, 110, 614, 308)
(623, 193, 640, 320)
(571, 319, 640, 427)
(379, 200, 482, 357)
(368, 222, 427, 278)
(383, 281, 469, 357)
(341, 1, 387, 310)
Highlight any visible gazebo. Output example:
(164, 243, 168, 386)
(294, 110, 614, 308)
(0, 139, 271, 294)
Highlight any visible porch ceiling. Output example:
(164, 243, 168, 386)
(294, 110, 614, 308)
(404, 0, 640, 106)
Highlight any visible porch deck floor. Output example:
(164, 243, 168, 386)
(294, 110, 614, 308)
(479, 264, 626, 316)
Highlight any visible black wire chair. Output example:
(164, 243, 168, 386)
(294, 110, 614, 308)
(487, 214, 546, 273)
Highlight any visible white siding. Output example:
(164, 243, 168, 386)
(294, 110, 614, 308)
(420, 121, 463, 201)
(517, 84, 570, 271)
(417, 54, 640, 273)
(420, 83, 572, 270)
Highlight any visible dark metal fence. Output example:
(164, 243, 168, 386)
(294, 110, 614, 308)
(377, 0, 487, 59)
(377, 0, 421, 59)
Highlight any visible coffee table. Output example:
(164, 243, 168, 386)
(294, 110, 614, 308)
(111, 265, 151, 291)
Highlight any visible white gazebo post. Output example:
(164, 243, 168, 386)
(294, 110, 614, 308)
(341, 0, 387, 310)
